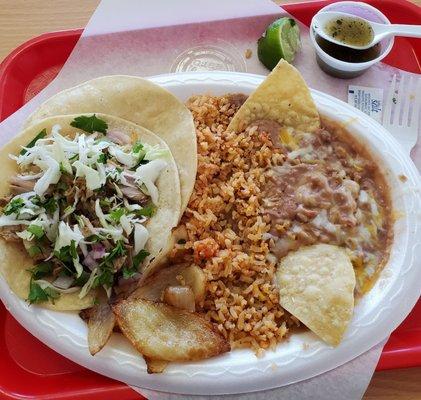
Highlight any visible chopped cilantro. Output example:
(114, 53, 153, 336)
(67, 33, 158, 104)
(27, 279, 59, 304)
(96, 241, 126, 286)
(4, 198, 24, 215)
(74, 270, 90, 286)
(27, 224, 44, 239)
(59, 162, 70, 174)
(30, 195, 41, 205)
(54, 247, 73, 265)
(100, 240, 125, 267)
(130, 142, 147, 169)
(70, 114, 108, 134)
(133, 249, 149, 268)
(43, 197, 58, 213)
(99, 199, 111, 208)
(135, 203, 156, 218)
(93, 268, 114, 288)
(122, 249, 149, 278)
(69, 240, 78, 259)
(54, 241, 78, 267)
(63, 205, 74, 215)
(75, 215, 84, 226)
(85, 234, 102, 243)
(20, 129, 47, 155)
(31, 196, 57, 213)
(132, 141, 144, 153)
(97, 153, 109, 163)
(122, 266, 137, 279)
(28, 261, 53, 279)
(109, 207, 126, 222)
(27, 245, 42, 257)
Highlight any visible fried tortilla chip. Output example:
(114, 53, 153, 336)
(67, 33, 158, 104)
(113, 298, 230, 362)
(228, 59, 320, 133)
(276, 244, 356, 346)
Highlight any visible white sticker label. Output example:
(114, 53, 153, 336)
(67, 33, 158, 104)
(348, 85, 384, 123)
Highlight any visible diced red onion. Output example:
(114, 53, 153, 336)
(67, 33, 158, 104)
(91, 243, 106, 259)
(83, 253, 98, 270)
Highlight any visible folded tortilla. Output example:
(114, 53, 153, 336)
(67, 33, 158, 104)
(0, 114, 181, 310)
(228, 60, 320, 133)
(25, 76, 197, 214)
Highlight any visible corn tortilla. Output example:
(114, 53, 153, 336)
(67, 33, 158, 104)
(0, 114, 181, 310)
(25, 75, 197, 214)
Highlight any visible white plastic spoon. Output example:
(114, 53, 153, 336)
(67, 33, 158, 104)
(312, 11, 421, 50)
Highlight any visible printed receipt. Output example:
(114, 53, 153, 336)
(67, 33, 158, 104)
(348, 85, 384, 123)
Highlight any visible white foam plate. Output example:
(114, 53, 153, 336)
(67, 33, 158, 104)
(1, 72, 420, 395)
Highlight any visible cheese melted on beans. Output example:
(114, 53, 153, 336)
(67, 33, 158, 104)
(259, 118, 392, 296)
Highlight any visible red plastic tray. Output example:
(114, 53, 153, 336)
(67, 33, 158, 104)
(0, 0, 420, 399)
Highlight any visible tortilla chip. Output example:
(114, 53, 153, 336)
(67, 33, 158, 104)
(25, 76, 197, 213)
(228, 59, 320, 133)
(0, 114, 181, 309)
(276, 244, 355, 346)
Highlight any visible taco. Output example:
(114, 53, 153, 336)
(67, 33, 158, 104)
(0, 113, 180, 310)
(25, 76, 197, 214)
(228, 59, 320, 133)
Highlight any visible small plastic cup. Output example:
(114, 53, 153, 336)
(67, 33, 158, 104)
(309, 1, 394, 78)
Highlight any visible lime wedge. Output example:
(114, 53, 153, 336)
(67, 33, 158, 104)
(258, 18, 301, 70)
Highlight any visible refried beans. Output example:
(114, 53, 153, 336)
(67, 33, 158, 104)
(259, 118, 392, 296)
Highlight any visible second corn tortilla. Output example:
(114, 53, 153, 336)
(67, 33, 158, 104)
(228, 60, 320, 133)
(276, 244, 356, 346)
(25, 75, 197, 214)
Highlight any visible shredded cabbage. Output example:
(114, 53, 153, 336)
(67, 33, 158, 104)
(16, 230, 34, 241)
(35, 279, 80, 294)
(143, 143, 170, 161)
(44, 208, 60, 242)
(54, 222, 84, 252)
(95, 227, 125, 242)
(0, 214, 32, 227)
(109, 145, 137, 167)
(132, 159, 167, 204)
(119, 214, 133, 235)
(78, 267, 98, 298)
(52, 142, 72, 174)
(94, 199, 109, 228)
(33, 155, 61, 196)
(134, 223, 149, 254)
(73, 160, 106, 191)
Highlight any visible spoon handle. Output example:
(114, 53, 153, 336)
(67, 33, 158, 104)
(388, 24, 421, 38)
